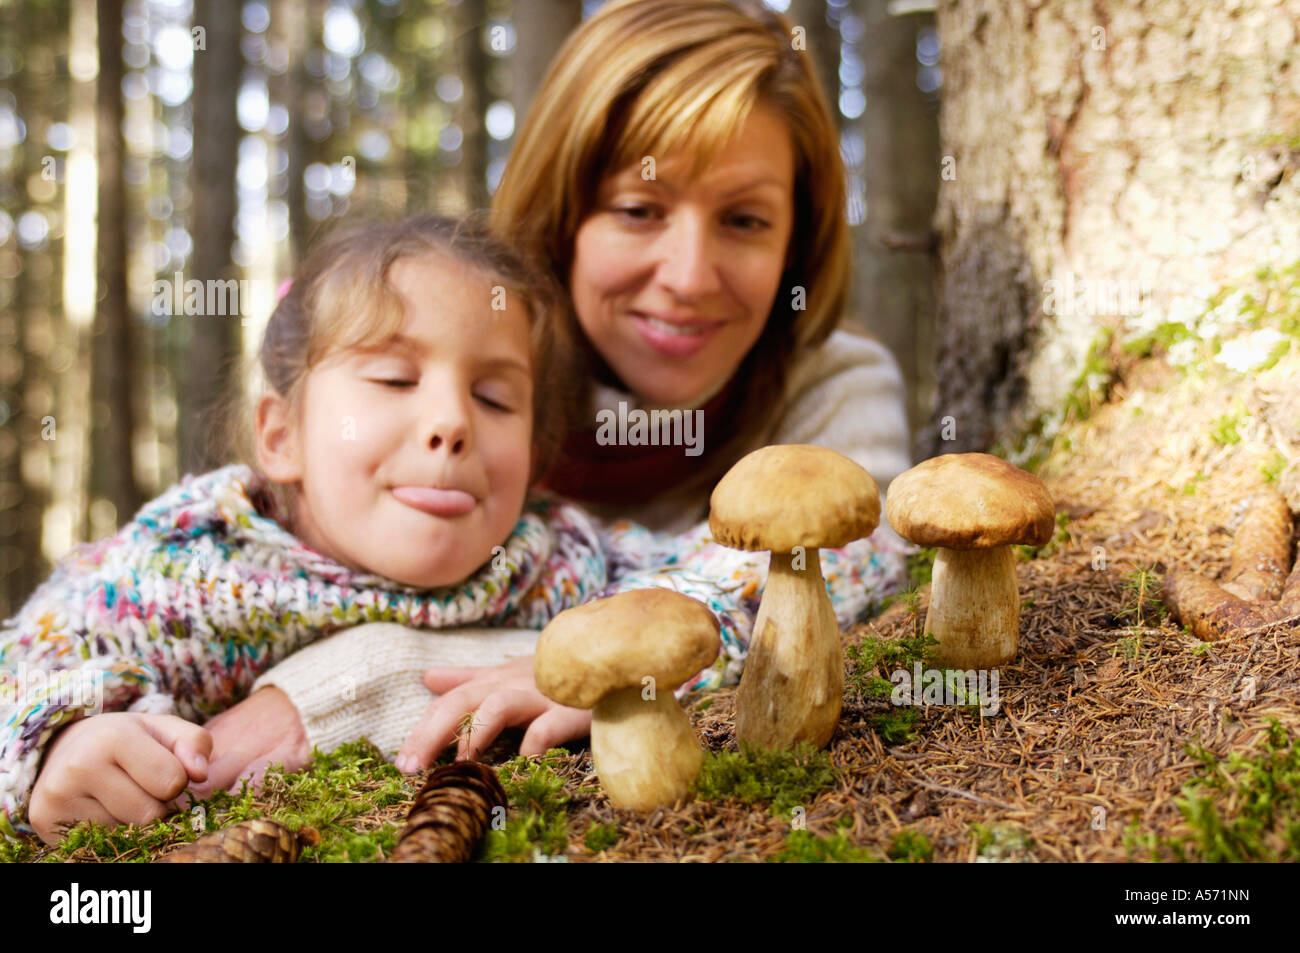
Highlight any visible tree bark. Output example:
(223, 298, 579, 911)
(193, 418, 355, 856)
(508, 0, 581, 130)
(855, 0, 940, 458)
(91, 0, 141, 530)
(930, 0, 1300, 457)
(182, 0, 243, 474)
(458, 0, 491, 212)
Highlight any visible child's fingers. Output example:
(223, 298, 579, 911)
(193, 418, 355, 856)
(137, 714, 212, 780)
(113, 728, 192, 802)
(421, 666, 484, 694)
(519, 705, 592, 758)
(455, 689, 543, 761)
(94, 764, 173, 827)
(396, 696, 470, 773)
(198, 730, 266, 797)
(34, 796, 118, 846)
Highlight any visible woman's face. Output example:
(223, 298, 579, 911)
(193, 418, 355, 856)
(569, 103, 796, 407)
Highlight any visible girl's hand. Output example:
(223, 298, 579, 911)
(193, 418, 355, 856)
(395, 655, 591, 771)
(185, 686, 311, 800)
(28, 712, 212, 846)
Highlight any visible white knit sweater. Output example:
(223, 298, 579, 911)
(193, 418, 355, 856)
(253, 326, 914, 755)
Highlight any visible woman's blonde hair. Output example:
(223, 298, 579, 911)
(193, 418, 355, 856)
(488, 0, 849, 498)
(218, 213, 582, 529)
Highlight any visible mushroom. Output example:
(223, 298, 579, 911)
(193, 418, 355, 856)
(885, 453, 1054, 669)
(533, 588, 720, 811)
(709, 444, 881, 750)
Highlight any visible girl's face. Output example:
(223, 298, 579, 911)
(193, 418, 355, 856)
(569, 103, 796, 407)
(256, 253, 534, 589)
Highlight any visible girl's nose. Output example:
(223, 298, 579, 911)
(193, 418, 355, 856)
(424, 392, 472, 455)
(429, 431, 466, 454)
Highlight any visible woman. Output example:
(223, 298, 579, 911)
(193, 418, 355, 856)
(189, 0, 912, 796)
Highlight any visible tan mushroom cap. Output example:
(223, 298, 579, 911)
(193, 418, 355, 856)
(709, 445, 881, 553)
(885, 452, 1054, 550)
(534, 588, 721, 710)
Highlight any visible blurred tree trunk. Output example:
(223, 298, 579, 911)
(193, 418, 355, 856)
(91, 0, 141, 530)
(458, 0, 490, 211)
(182, 0, 242, 474)
(930, 0, 1300, 457)
(4, 0, 56, 613)
(854, 0, 939, 459)
(788, 0, 840, 129)
(274, 0, 311, 263)
(508, 0, 580, 127)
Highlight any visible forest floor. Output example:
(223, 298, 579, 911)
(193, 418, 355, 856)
(11, 261, 1300, 864)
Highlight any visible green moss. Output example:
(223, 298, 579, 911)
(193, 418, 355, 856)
(482, 748, 572, 863)
(15, 739, 409, 864)
(768, 828, 878, 863)
(1261, 449, 1287, 483)
(1128, 719, 1300, 862)
(846, 629, 939, 700)
(1210, 409, 1244, 446)
(1122, 320, 1194, 359)
(888, 829, 933, 862)
(972, 823, 1034, 861)
(255, 740, 410, 863)
(998, 327, 1116, 472)
(583, 821, 619, 853)
(693, 742, 838, 816)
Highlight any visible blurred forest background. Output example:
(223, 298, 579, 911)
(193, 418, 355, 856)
(0, 0, 944, 616)
(3, 0, 1297, 620)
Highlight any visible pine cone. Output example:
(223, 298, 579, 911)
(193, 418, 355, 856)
(388, 761, 507, 863)
(155, 818, 320, 863)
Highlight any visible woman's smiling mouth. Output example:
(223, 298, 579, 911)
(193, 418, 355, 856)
(630, 311, 726, 357)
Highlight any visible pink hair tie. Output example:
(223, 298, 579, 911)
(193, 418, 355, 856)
(276, 278, 294, 302)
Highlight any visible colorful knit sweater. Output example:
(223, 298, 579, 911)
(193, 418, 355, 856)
(0, 463, 909, 842)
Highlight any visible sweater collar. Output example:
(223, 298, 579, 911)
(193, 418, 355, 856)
(129, 464, 557, 623)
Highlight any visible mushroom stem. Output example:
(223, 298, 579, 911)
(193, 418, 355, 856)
(925, 545, 1019, 669)
(590, 684, 703, 812)
(735, 549, 842, 749)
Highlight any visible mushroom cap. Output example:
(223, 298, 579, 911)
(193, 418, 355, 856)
(708, 445, 881, 552)
(885, 452, 1055, 549)
(534, 589, 721, 710)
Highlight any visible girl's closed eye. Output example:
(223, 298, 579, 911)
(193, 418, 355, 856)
(475, 382, 519, 412)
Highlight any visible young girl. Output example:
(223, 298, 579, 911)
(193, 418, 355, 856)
(1, 213, 757, 846)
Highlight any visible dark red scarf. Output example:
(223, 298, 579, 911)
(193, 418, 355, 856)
(538, 374, 743, 506)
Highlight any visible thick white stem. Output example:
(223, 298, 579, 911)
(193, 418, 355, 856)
(924, 545, 1019, 668)
(591, 684, 703, 812)
(734, 549, 842, 749)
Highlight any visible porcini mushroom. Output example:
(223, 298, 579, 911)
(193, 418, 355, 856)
(885, 453, 1054, 669)
(533, 588, 720, 812)
(709, 444, 881, 750)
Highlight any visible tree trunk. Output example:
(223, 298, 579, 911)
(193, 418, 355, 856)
(182, 0, 243, 475)
(788, 0, 841, 129)
(91, 0, 141, 530)
(458, 0, 491, 212)
(854, 0, 940, 458)
(930, 0, 1300, 458)
(508, 0, 581, 129)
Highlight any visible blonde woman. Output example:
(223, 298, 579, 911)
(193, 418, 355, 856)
(190, 0, 913, 796)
